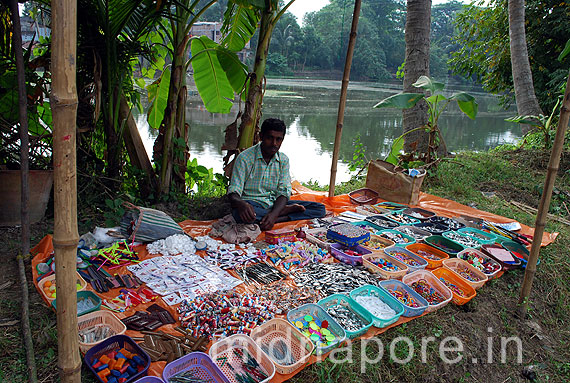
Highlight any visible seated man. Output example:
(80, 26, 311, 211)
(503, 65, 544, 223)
(228, 118, 327, 230)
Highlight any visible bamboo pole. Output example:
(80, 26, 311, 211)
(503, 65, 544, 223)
(51, 0, 81, 381)
(328, 0, 361, 197)
(9, 1, 39, 381)
(518, 72, 570, 316)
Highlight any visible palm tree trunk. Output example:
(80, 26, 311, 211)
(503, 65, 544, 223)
(403, 0, 431, 154)
(508, 0, 543, 134)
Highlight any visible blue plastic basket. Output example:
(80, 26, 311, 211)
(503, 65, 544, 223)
(350, 220, 387, 233)
(429, 216, 465, 231)
(376, 229, 416, 247)
(349, 285, 405, 328)
(287, 303, 346, 356)
(379, 279, 429, 317)
(364, 215, 400, 229)
(84, 335, 150, 383)
(162, 352, 230, 383)
(413, 222, 449, 235)
(317, 294, 373, 338)
(384, 247, 428, 273)
(327, 223, 370, 247)
(374, 202, 407, 214)
(132, 377, 165, 383)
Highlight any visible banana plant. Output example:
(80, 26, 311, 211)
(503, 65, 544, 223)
(374, 76, 478, 165)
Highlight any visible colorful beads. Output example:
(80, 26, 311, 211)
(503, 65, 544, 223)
(379, 232, 412, 244)
(388, 251, 422, 266)
(293, 314, 337, 347)
(387, 288, 420, 307)
(439, 277, 466, 297)
(416, 249, 440, 261)
(410, 279, 446, 305)
(456, 266, 483, 282)
(370, 257, 400, 272)
(362, 238, 391, 250)
(458, 251, 500, 275)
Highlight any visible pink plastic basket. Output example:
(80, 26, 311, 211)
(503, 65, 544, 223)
(442, 258, 488, 289)
(402, 270, 452, 312)
(162, 352, 230, 383)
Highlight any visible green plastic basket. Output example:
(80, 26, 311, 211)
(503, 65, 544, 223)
(424, 235, 464, 256)
(457, 227, 498, 245)
(51, 290, 101, 317)
(349, 285, 405, 328)
(317, 294, 373, 339)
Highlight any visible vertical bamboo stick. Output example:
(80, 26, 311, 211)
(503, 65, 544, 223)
(518, 72, 570, 316)
(328, 0, 361, 197)
(51, 0, 81, 381)
(9, 1, 39, 381)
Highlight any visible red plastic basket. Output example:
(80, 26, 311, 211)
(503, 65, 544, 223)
(349, 188, 379, 205)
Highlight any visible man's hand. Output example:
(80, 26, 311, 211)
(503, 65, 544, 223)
(237, 200, 256, 223)
(259, 211, 278, 231)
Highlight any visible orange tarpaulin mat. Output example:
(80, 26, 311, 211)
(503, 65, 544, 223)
(31, 190, 557, 381)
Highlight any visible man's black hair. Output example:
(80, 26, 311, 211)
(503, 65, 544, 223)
(260, 118, 286, 137)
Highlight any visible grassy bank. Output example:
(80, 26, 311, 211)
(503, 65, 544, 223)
(1, 148, 568, 382)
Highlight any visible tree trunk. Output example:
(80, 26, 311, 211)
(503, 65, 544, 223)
(173, 86, 189, 193)
(236, 8, 276, 150)
(508, 0, 543, 134)
(104, 88, 121, 189)
(403, 0, 431, 153)
(51, 0, 82, 382)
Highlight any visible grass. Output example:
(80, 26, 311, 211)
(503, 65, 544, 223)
(1, 148, 569, 382)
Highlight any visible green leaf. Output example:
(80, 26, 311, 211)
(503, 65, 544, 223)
(505, 115, 540, 125)
(37, 102, 52, 128)
(426, 94, 448, 105)
(451, 93, 478, 120)
(217, 46, 248, 94)
(221, 3, 259, 52)
(147, 69, 171, 130)
(412, 75, 445, 93)
(385, 135, 404, 166)
(373, 93, 425, 109)
(559, 38, 570, 61)
(135, 78, 146, 89)
(231, 0, 265, 9)
(190, 36, 235, 113)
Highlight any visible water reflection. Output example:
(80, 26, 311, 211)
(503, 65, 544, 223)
(136, 79, 520, 185)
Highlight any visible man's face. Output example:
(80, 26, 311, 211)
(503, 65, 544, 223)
(260, 129, 285, 158)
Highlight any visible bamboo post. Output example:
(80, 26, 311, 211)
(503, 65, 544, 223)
(518, 72, 570, 316)
(9, 1, 39, 381)
(328, 0, 361, 197)
(51, 0, 81, 381)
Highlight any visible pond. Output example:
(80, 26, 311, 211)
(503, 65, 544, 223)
(136, 78, 520, 185)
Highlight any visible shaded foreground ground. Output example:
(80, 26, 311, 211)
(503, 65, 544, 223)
(1, 149, 569, 382)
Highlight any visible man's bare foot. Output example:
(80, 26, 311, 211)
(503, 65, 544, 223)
(281, 204, 306, 216)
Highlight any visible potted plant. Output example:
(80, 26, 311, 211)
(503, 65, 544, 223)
(374, 76, 478, 167)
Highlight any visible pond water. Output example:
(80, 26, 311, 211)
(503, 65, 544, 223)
(136, 78, 520, 185)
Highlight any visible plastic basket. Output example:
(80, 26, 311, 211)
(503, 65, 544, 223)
(384, 247, 428, 273)
(374, 201, 407, 214)
(351, 220, 387, 234)
(286, 303, 346, 356)
(250, 318, 314, 375)
(431, 268, 476, 305)
(413, 222, 449, 235)
(395, 225, 431, 241)
(361, 234, 395, 252)
(362, 251, 409, 279)
(326, 223, 370, 247)
(330, 243, 371, 266)
(78, 310, 127, 354)
(402, 207, 436, 221)
(384, 212, 421, 226)
(349, 188, 379, 205)
(424, 235, 464, 256)
(317, 294, 373, 338)
(379, 279, 429, 317)
(305, 228, 335, 252)
(500, 240, 537, 268)
(209, 334, 275, 383)
(133, 377, 165, 383)
(457, 227, 498, 245)
(442, 258, 488, 289)
(402, 270, 452, 313)
(349, 285, 405, 328)
(457, 248, 502, 280)
(429, 216, 465, 231)
(405, 243, 449, 269)
(480, 243, 522, 270)
(364, 215, 400, 229)
(52, 290, 101, 317)
(39, 271, 87, 302)
(376, 229, 416, 247)
(84, 334, 150, 383)
(355, 205, 384, 216)
(442, 231, 484, 249)
(162, 352, 230, 383)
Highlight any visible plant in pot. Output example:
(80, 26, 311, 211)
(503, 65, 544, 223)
(0, 10, 53, 225)
(374, 76, 478, 168)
